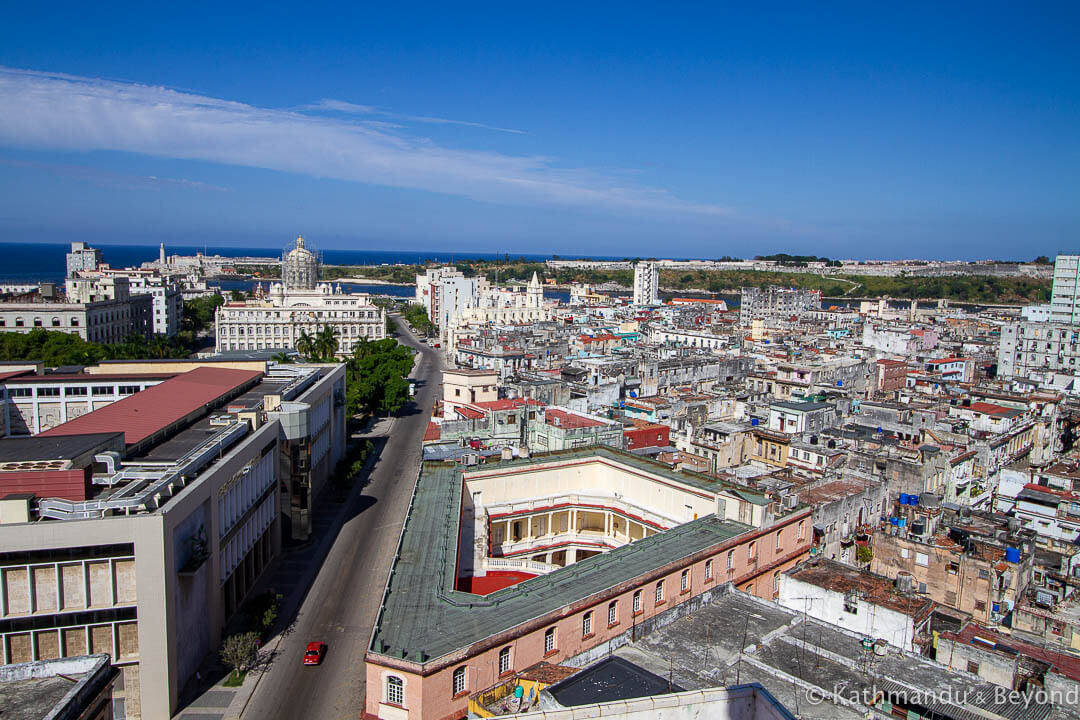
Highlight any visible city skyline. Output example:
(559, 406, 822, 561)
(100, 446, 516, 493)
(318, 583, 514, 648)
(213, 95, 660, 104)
(0, 4, 1077, 258)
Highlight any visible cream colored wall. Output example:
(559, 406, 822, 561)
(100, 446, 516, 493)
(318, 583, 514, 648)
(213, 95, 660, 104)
(465, 458, 718, 526)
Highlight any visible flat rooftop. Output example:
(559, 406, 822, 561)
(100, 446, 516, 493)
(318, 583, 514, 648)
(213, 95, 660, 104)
(369, 451, 755, 666)
(0, 673, 85, 720)
(614, 589, 1065, 720)
(41, 367, 262, 450)
(0, 432, 123, 465)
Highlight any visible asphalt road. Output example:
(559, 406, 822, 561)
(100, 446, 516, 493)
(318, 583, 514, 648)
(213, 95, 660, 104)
(241, 315, 441, 720)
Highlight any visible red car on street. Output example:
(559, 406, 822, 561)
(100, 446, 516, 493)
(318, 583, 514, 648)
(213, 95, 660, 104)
(303, 641, 327, 666)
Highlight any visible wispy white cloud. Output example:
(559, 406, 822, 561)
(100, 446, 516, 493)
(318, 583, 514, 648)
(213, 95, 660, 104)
(300, 98, 528, 135)
(0, 67, 730, 216)
(0, 155, 229, 192)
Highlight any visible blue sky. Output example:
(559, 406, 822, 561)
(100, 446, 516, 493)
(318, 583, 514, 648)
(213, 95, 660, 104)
(0, 2, 1076, 259)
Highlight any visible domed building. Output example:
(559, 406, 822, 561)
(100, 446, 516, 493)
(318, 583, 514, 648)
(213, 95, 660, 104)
(283, 235, 318, 290)
(215, 235, 385, 357)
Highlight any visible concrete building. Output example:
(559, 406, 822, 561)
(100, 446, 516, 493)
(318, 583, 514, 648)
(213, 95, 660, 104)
(767, 401, 834, 435)
(997, 321, 1080, 382)
(1051, 254, 1080, 324)
(65, 242, 103, 279)
(415, 267, 485, 343)
(215, 236, 385, 356)
(0, 369, 173, 436)
(632, 262, 659, 306)
(777, 559, 934, 651)
(738, 286, 819, 326)
(0, 361, 346, 719)
(363, 448, 812, 720)
(0, 279, 154, 345)
(77, 268, 184, 337)
(0, 654, 116, 720)
(442, 368, 498, 419)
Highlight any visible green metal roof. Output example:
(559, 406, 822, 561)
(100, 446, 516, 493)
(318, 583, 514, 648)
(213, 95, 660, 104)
(369, 449, 754, 667)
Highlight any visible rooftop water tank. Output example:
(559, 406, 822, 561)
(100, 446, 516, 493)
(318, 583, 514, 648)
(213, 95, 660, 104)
(1005, 547, 1021, 563)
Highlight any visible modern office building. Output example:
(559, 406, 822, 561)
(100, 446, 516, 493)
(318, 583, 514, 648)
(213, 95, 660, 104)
(0, 360, 347, 719)
(215, 236, 385, 356)
(632, 261, 660, 305)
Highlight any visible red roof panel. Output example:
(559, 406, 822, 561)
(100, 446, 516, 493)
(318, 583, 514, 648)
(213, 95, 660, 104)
(41, 367, 262, 447)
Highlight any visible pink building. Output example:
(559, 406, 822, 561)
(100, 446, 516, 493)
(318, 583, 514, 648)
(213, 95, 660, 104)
(363, 448, 811, 720)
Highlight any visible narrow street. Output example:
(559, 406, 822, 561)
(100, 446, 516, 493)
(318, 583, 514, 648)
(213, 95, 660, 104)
(237, 315, 441, 719)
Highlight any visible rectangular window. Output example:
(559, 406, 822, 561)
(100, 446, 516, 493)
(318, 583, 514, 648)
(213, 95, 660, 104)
(749, 542, 757, 560)
(727, 550, 734, 570)
(64, 386, 87, 396)
(118, 385, 140, 395)
(680, 569, 690, 592)
(544, 627, 556, 654)
(967, 661, 980, 674)
(92, 386, 113, 396)
(386, 676, 404, 706)
(705, 559, 713, 580)
(776, 530, 783, 549)
(498, 647, 511, 674)
(915, 552, 929, 567)
(7, 387, 31, 398)
(633, 590, 642, 614)
(37, 387, 60, 397)
(582, 612, 593, 637)
(798, 521, 805, 540)
(655, 580, 664, 604)
(452, 666, 466, 696)
(974, 600, 987, 612)
(608, 601, 617, 626)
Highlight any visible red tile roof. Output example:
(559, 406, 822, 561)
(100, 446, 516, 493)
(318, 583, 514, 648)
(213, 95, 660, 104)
(968, 402, 1017, 416)
(472, 398, 543, 411)
(41, 367, 262, 447)
(424, 422, 441, 442)
(455, 407, 485, 420)
(544, 409, 606, 429)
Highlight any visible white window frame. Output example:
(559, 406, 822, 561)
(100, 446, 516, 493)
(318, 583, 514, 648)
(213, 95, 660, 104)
(582, 611, 593, 637)
(680, 569, 690, 591)
(498, 646, 511, 674)
(655, 580, 664, 604)
(544, 627, 556, 653)
(608, 601, 617, 625)
(385, 675, 405, 706)
(705, 559, 713, 580)
(452, 666, 466, 696)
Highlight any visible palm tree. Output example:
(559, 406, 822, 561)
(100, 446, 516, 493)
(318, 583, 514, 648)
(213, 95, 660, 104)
(315, 325, 339, 360)
(271, 351, 294, 364)
(296, 330, 315, 360)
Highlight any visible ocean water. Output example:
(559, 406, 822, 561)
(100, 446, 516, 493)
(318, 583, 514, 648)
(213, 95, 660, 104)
(0, 242, 620, 285)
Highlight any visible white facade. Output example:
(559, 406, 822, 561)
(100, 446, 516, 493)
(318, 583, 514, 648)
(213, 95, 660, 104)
(1051, 255, 1080, 324)
(215, 282, 385, 356)
(777, 571, 920, 651)
(1022, 304, 1052, 322)
(77, 269, 183, 337)
(633, 261, 659, 305)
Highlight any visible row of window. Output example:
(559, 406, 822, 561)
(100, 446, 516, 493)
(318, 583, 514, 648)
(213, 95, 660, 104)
(0, 317, 79, 328)
(4, 384, 140, 399)
(385, 525, 807, 709)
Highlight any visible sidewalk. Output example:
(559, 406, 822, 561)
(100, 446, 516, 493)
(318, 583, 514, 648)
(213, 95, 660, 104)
(172, 417, 393, 720)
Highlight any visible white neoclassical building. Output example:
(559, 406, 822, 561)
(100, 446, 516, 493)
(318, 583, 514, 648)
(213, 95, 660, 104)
(215, 236, 386, 356)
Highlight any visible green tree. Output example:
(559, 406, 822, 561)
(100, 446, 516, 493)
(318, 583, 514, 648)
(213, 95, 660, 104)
(315, 325, 339, 360)
(296, 330, 315, 360)
(220, 631, 260, 677)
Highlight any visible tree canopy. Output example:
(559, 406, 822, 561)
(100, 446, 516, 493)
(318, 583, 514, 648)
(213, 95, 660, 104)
(345, 337, 414, 416)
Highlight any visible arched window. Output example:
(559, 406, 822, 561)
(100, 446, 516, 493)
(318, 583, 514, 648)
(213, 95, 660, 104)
(452, 666, 466, 696)
(386, 675, 404, 706)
